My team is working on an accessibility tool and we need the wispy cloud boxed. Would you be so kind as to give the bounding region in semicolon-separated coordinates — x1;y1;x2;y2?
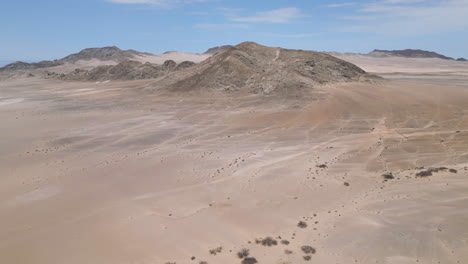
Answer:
326;2;357;8
216;7;246;12
230;7;301;23
193;23;250;29
261;33;319;38
341;0;468;35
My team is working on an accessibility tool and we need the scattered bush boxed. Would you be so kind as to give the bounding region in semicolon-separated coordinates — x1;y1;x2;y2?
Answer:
297;221;308;228
449;169;458;173
242;257;258;264
416;170;433;177
382;173;394;179
303;256;312;261
256;237;278;246
281;240;290;245
416;167;450;177
237;249;250;259
301;245;316;254
209;247;223;255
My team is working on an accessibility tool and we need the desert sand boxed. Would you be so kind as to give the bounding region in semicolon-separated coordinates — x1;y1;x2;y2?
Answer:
1;56;468;264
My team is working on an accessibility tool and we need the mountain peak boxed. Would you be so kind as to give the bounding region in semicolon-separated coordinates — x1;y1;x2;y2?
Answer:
151;42;379;95
203;45;234;55
60;46;142;63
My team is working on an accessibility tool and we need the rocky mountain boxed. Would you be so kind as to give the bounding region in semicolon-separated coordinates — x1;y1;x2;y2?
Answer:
203;45;233;55
368;49;454;60
151;42;379;95
456;58;467;61
0;46;152;72
0;60;63;71
59;46;150;63
44;60;195;81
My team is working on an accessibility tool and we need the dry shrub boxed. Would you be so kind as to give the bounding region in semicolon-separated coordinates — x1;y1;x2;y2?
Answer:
301;245;316;254
237;249;250;259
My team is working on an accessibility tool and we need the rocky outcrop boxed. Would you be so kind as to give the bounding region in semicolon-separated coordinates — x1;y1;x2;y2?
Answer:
203;45;234;55
0;46;151;72
0;60;62;72
45;60;195;81
151;42;380;95
59;46;150;63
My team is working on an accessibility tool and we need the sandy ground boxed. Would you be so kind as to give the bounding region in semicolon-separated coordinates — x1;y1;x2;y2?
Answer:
331;53;468;77
1;61;468;264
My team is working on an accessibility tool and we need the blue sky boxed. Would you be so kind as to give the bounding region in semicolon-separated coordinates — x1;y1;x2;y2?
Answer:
1;0;468;65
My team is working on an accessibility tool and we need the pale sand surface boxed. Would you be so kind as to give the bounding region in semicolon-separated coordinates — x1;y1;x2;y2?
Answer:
331;53;468;77
1;62;468;264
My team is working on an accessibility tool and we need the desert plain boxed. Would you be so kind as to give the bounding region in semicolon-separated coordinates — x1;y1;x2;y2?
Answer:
1;52;468;264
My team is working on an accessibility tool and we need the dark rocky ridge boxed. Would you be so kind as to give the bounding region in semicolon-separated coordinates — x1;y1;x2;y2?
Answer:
0;60;63;71
60;46;150;63
0;46;151;72
203;45;234;55
44;60;195;81
369;49;455;60
152;42;380;95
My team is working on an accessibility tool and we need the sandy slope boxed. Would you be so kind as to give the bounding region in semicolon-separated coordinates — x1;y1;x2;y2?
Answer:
330;53;468;77
1;62;468;264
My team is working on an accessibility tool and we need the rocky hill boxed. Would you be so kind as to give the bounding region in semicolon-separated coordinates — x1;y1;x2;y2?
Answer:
151;42;379;95
44;60;195;81
369;49;454;60
0;46;152;72
203;45;233;55
0;60;63;71
456;58;467;62
60;46;149;63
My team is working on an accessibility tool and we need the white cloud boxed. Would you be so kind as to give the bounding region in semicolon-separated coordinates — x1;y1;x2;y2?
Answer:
231;7;301;23
327;2;357;8
341;0;468;35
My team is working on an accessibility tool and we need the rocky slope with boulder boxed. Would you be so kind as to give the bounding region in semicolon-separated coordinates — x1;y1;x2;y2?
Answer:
203;45;233;55
150;42;380;95
44;60;196;81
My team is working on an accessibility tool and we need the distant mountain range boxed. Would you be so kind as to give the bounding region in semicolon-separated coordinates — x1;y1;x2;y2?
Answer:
0;46;150;72
368;49;466;61
1;46;466;74
0;46;211;72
